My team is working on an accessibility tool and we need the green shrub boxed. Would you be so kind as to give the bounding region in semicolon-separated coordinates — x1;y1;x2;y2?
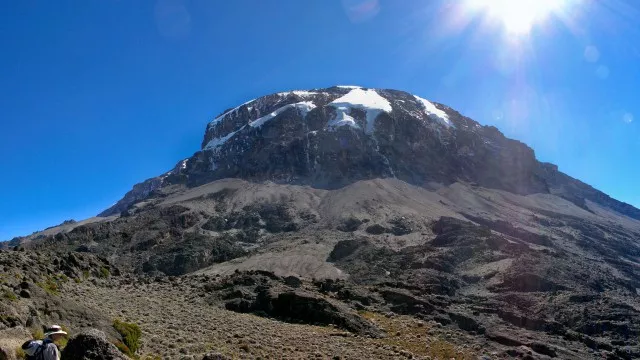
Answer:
2;289;18;301
37;278;60;296
113;340;133;357
57;325;70;349
15;347;26;359
99;267;111;278
113;319;141;355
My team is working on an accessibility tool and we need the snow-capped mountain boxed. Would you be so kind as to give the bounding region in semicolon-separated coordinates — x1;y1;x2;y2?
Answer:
7;86;640;360
99;86;640;219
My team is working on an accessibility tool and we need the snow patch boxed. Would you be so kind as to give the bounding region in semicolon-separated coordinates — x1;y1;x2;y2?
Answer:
204;130;239;151
160;158;190;181
292;90;315;97
249;101;316;128
209;98;255;126
327;109;359;130
336;85;362;89
205;101;317;150
414;95;453;128
277;90;318;98
328;88;392;133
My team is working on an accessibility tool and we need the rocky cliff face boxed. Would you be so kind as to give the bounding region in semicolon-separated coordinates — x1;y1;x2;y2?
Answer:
98;86;639;221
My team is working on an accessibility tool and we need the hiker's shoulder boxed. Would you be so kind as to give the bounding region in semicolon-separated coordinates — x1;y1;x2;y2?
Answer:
42;340;59;350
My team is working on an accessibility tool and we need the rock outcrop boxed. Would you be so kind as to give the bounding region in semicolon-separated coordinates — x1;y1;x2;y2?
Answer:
61;329;128;360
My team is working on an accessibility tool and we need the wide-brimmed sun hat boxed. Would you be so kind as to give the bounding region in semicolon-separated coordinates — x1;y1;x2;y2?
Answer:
44;325;67;337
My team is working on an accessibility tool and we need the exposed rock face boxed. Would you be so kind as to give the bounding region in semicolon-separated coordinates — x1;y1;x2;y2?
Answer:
208;271;383;338
98;177;164;217
62;329;128;360
97;86;640;221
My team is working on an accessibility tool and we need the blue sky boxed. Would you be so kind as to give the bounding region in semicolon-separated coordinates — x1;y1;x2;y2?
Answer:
1;0;639;240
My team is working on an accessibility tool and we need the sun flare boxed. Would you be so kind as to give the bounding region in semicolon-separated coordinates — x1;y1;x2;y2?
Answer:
466;0;565;34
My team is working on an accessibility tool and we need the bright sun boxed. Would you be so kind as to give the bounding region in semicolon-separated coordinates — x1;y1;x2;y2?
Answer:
466;0;565;34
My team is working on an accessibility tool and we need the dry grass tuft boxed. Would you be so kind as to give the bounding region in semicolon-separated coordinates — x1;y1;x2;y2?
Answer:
359;310;474;359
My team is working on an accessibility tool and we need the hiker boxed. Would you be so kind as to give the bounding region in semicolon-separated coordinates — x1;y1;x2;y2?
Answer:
21;325;67;360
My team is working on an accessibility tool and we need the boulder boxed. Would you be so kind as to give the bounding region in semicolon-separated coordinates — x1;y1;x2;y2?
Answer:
224;285;383;338
283;276;302;288
337;217;362;232
365;224;387;235
529;342;557;357
448;312;485;334
379;289;434;315
327;239;368;262
61;329;128;360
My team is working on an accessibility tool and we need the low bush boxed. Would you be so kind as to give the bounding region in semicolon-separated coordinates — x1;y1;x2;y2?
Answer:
37;278;59;296
113;340;133;357
113;319;142;355
2;289;18;301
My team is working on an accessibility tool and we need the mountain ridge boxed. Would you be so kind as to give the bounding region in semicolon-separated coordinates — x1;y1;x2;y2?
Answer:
97;85;640;221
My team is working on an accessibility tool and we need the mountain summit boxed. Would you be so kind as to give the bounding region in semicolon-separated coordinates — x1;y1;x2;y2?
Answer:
100;85;640;220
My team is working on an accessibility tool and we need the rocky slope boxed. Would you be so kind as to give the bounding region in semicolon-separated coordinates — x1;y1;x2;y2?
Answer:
2;86;640;359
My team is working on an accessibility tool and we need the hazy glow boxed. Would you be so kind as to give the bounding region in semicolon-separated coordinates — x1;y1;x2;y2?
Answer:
466;0;565;34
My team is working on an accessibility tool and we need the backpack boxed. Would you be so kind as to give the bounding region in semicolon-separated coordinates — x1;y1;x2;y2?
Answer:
21;339;45;360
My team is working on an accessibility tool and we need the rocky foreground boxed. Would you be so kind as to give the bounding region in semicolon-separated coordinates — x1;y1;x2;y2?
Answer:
1;216;639;359
0;249;478;359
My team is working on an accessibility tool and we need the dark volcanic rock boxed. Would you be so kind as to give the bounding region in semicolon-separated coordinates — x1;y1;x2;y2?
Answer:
327;239;369;262
336;217;363;232
202;353;231;360
448;312;485;334
388;217;413;235
485;331;526;347
365;224;387;235
530;342;558;357
494;273;567;293
261;290;382;337
461;213;553;246
379;289;434;315
226;287;384;337
141;232;245;276
61;329;128;360
210;271;382;337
